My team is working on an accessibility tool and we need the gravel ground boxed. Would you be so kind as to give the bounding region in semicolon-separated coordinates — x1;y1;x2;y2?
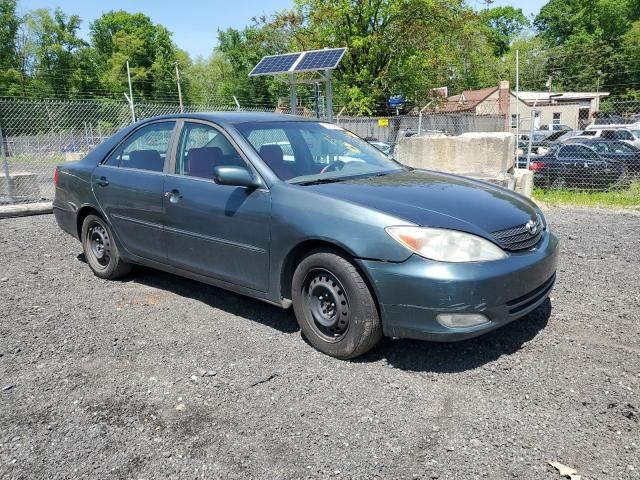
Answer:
1;208;639;480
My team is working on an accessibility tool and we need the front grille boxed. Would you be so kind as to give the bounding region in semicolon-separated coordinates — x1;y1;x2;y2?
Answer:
492;217;543;251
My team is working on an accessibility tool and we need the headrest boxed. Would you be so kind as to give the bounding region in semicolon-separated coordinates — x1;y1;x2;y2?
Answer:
128;150;163;171
259;144;284;164
187;147;222;179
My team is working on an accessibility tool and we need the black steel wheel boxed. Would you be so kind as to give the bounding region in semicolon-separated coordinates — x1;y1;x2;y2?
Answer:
291;249;382;359
81;214;131;279
304;269;351;342
87;221;111;268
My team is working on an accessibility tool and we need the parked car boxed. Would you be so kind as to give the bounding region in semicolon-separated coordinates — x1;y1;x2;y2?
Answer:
517;143;626;189
580;127;640;148
53;113;558;359
590;112;640;126
518;130;570;155
366;140;393;156
538;124;573;132
518;133;551;155
565;138;640;174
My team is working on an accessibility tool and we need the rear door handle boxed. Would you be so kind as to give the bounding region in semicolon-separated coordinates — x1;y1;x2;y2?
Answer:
165;189;182;204
96;176;109;187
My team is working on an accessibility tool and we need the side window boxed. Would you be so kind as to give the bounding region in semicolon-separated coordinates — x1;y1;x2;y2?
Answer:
615;130;633;141
611;142;633;154
601;130;616;140
558;146;579;158
175;122;246;179
105;122;175;172
592;142;609;153
578;146;599;159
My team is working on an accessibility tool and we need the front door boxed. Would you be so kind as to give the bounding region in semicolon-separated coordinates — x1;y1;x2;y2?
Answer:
91;120;176;261
163;121;271;292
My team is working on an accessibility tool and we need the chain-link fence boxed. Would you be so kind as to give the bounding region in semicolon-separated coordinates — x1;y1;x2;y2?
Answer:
1;96;639;205
0;98;275;204
514;100;640;197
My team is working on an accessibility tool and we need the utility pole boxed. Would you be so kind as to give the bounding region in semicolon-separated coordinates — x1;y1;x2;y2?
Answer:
515;49;520;148
596;70;603;113
124;60;136;123
289;73;297;116
526;98;540;169
175;63;184;113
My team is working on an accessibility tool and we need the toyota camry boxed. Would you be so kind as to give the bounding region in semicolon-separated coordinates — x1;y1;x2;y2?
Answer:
53;113;559;359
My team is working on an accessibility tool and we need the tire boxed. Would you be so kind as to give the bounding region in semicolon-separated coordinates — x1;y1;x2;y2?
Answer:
550;177;566;190
81;214;132;279
291;249;382;359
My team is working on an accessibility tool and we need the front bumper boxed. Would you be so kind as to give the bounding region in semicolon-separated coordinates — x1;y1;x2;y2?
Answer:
358;231;559;341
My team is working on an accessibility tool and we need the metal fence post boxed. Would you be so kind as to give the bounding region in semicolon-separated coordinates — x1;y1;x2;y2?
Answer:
0;126;15;204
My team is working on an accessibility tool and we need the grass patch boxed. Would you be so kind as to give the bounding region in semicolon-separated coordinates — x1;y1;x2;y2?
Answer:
533;181;640;209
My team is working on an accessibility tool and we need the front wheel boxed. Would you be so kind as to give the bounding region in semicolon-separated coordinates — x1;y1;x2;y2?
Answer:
291;249;382;359
81;214;132;279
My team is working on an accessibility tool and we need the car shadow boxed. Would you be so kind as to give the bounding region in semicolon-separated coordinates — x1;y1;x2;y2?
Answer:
76;254;550;371
355;298;552;373
77;254;298;334
125;266;300;334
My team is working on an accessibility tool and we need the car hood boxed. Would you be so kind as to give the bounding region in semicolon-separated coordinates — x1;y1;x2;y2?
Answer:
303;169;539;236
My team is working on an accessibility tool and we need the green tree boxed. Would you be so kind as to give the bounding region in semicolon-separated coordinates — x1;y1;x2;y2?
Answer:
272;0;502;113
480;6;530;56
534;0;639;94
89;11;181;101
0;0;24;95
26;8;88;97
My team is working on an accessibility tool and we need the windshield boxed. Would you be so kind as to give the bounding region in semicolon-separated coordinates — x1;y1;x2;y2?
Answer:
235;121;404;183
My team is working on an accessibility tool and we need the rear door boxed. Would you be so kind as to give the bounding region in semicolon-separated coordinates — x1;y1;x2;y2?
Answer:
163;120;271;292
91;120;176;261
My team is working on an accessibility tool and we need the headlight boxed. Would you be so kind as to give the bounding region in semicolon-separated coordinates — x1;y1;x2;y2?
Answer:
385;226;507;263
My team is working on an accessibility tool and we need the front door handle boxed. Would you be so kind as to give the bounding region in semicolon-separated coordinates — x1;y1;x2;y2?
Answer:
96;176;109;187
165;189;182;204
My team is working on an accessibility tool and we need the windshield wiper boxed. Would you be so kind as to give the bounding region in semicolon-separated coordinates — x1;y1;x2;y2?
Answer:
295;177;347;186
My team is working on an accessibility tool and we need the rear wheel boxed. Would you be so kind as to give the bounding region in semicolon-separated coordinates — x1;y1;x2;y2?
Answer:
550;176;567;189
291;249;382;359
81;214;131;279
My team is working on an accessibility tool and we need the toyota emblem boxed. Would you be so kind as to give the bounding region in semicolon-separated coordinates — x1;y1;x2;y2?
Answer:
526;219;538;236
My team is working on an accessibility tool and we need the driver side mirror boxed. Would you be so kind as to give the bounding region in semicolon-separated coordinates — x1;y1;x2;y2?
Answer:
213;166;261;189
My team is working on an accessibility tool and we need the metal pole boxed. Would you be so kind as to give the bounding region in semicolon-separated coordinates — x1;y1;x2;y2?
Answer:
515;49;520;150
0;127;14;204
314;82;321;118
126;61;136;123
325;70;333;122
595;70;602;113
289;73;297;116
232;96;241;111
175;63;184;113
526;99;539;169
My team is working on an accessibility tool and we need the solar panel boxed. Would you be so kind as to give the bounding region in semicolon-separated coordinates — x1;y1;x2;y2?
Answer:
249;48;346;77
249;53;301;77
293;48;346;73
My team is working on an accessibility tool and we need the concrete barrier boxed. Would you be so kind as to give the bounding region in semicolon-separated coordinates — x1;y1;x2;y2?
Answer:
0;172;41;201
394;132;534;197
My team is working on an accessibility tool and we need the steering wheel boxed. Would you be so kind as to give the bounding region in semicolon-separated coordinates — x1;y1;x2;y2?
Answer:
321;160;346;173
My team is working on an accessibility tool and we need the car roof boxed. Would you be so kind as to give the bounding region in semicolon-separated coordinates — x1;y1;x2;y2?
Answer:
140;112;320;126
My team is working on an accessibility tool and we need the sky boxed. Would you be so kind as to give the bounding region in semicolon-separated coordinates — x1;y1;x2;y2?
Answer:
17;0;548;59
